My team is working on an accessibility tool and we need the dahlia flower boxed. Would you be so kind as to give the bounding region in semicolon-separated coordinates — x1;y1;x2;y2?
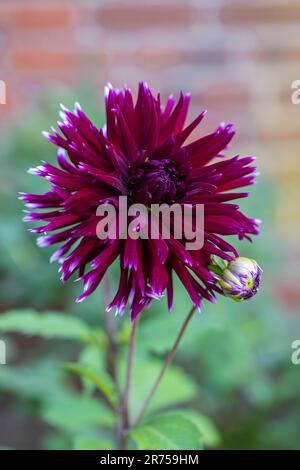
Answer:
21;82;260;319
218;257;262;301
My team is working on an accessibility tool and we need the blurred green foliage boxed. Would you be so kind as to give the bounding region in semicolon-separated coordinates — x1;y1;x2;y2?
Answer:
0;87;299;450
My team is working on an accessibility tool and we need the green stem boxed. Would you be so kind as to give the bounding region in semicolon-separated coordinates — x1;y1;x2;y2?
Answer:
118;317;139;448
132;305;196;428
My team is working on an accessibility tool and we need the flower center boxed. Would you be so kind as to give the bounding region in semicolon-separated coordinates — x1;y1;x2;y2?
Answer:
127;159;187;205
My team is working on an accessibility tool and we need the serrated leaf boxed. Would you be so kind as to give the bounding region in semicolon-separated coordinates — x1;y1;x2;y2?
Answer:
64;363;117;406
0;309;94;342
130;411;203;450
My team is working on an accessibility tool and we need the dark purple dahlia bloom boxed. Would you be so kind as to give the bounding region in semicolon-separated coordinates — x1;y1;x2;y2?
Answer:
21;82;259;319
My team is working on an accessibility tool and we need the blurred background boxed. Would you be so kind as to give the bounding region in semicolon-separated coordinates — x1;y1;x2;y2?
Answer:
0;0;300;450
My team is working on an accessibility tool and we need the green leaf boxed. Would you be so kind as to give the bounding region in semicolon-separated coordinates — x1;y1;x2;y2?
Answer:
41;394;115;431
118;357;197;419
0;356;116;433
79;344;106;369
180;410;221;447
0;357;68;401
64;363;118;406
0;309;94;342
73;437;115;450
130;411;203;450
78;344;107;395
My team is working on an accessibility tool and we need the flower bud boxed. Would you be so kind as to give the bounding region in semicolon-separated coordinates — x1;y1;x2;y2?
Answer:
219;257;262;302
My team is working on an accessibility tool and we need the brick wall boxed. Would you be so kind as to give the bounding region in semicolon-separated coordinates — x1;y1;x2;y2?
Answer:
1;0;300;243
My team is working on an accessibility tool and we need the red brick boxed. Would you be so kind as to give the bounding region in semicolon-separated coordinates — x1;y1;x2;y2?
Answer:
135;47;185;69
9;49;108;71
10;30;75;51
256;47;300;63
0;2;77;29
10;51;81;70
221;2;300;24
192;80;252;107
95;2;200;29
